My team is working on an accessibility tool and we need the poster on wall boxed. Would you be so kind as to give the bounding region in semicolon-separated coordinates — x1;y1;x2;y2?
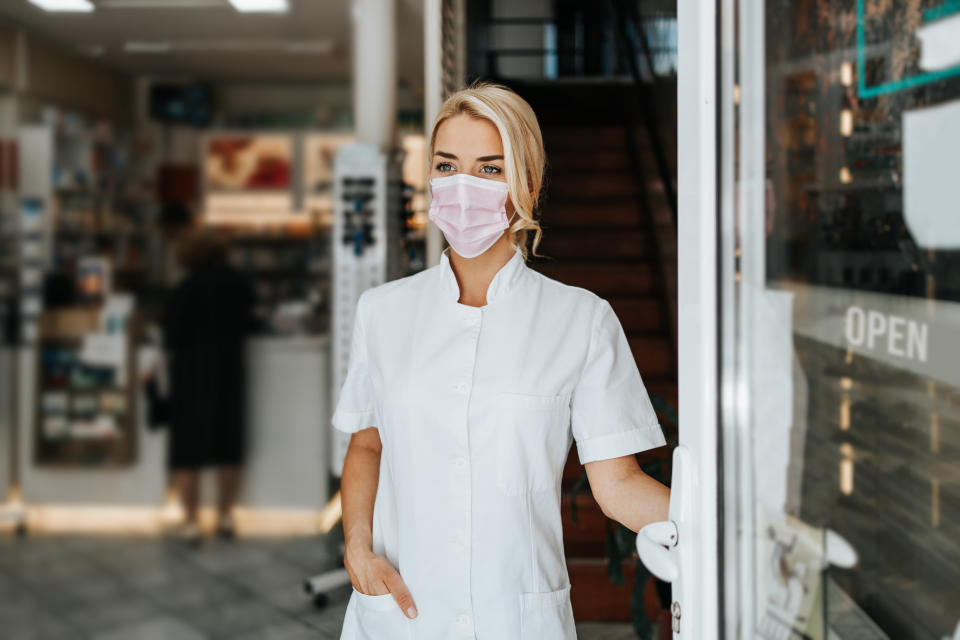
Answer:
205;136;292;191
203;135;295;222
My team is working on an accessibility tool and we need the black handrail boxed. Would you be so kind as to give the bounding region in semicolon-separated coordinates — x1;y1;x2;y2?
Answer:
612;0;678;228
471;1;678;228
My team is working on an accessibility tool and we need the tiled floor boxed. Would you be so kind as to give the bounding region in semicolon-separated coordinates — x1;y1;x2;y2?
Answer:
0;534;640;639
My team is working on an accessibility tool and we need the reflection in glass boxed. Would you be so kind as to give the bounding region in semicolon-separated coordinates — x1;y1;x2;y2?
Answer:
732;0;960;638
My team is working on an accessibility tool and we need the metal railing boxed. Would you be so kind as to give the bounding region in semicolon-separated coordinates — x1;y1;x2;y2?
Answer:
612;0;678;227
466;0;678;227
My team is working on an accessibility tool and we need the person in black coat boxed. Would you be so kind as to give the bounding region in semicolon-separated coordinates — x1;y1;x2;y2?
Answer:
161;229;256;541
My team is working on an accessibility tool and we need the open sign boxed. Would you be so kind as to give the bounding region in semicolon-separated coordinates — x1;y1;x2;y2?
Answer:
844;306;929;363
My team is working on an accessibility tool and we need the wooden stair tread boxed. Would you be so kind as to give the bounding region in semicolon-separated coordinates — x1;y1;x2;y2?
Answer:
529;261;660;297
536;228;655;261
567;558;643;622
506;77;677;626
607;297;667;332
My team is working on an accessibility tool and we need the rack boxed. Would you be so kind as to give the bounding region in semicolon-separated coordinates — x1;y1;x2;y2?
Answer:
33;306;140;467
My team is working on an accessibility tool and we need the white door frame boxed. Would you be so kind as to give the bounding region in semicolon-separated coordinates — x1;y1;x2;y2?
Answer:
675;0;721;636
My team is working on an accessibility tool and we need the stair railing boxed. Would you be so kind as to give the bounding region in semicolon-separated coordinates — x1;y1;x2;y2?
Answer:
611;0;678;228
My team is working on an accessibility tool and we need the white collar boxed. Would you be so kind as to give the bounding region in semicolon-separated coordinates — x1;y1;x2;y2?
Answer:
438;244;527;305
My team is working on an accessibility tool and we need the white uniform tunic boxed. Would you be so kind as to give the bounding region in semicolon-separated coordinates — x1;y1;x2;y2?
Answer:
333;244;666;640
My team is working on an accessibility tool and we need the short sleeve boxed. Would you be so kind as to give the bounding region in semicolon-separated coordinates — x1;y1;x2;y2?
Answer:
570;298;667;464
331;290;377;434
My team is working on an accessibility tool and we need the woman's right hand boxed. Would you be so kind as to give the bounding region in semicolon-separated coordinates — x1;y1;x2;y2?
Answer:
344;542;418;619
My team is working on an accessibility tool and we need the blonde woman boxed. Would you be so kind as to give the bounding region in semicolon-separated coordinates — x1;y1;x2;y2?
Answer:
333;82;671;640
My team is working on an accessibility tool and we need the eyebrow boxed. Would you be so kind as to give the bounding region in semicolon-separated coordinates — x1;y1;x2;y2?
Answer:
434;151;504;162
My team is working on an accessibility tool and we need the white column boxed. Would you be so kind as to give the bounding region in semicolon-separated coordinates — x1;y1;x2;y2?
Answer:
352;0;396;153
423;0;445;267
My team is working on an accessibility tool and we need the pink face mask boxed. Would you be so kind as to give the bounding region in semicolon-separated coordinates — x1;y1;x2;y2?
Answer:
428;173;517;258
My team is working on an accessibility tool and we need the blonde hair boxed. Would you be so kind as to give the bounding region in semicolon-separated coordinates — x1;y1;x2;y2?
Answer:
428;81;546;261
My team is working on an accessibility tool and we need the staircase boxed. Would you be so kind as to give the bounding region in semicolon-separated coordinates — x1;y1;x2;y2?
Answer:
514;80;678;622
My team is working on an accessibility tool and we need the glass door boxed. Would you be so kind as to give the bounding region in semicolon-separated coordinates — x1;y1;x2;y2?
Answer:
720;1;960;639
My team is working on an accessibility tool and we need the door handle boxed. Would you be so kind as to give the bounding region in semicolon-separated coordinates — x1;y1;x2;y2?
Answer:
636;520;679;582
824;528;857;569
637;446;691;584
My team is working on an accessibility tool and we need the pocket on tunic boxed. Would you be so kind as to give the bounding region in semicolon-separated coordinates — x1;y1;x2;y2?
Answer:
518;583;577;640
495;391;572;496
351;587;414;640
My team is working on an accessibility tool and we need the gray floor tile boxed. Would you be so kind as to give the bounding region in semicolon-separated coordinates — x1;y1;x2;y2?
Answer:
2;614;78;640
42;575;129;610
147;576;243;613
294;599;350;631
121;561;209;592
179;597;289;637
232;620;324;640
227;561;307;597
181;542;276;576
254;581;319;615
61;597;161;635
0;590;42;621
91;615;210;640
0;534;639;640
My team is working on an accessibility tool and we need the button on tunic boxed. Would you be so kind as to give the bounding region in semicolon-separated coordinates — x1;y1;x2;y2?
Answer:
333;244;666;640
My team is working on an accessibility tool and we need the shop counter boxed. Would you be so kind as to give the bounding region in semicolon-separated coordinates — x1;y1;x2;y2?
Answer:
11;334;331;534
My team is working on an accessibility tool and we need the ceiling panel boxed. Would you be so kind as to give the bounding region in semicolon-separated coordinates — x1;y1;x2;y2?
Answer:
0;0;423;89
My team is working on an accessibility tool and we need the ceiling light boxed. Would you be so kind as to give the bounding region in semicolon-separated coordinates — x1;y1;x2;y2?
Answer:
28;0;94;11
228;0;288;12
100;0;220;6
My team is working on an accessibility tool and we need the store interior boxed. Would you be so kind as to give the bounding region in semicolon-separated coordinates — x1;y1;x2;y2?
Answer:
0;2;448;637
0;0;687;637
0;0;432;536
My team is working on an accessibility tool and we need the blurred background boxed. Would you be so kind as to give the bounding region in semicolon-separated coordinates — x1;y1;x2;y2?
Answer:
0;0;679;638
2;0;958;639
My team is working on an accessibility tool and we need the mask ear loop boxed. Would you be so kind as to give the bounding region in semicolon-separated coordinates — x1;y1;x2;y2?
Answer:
503;210;519;242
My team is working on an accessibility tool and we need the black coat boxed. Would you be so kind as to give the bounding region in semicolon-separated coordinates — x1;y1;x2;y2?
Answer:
161;264;256;469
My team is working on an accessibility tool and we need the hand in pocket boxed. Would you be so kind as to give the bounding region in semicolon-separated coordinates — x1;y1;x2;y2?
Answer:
346;548;418;619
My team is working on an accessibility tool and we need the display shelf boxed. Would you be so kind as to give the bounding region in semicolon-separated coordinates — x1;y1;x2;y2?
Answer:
33;307;139;467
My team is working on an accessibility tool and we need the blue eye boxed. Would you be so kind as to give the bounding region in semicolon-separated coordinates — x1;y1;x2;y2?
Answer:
436;162;454;172
480;165;502;174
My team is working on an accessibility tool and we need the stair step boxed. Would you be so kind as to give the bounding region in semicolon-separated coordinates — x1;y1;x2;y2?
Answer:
644;376;678;411
607;296;667;333
568;558;642;622
536;229;654;261
546;150;631;173
562;449;587;489
539;200;644;227
541;125;631;149
530;261;659;297
507;81;639;125
546;175;640;199
562;493;608;557
628;336;674;377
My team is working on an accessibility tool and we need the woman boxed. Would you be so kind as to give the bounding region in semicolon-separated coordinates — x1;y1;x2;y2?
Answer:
161;229;255;543
333;82;671;639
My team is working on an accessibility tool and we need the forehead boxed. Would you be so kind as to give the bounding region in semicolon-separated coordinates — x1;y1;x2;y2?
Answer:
434;113;503;156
